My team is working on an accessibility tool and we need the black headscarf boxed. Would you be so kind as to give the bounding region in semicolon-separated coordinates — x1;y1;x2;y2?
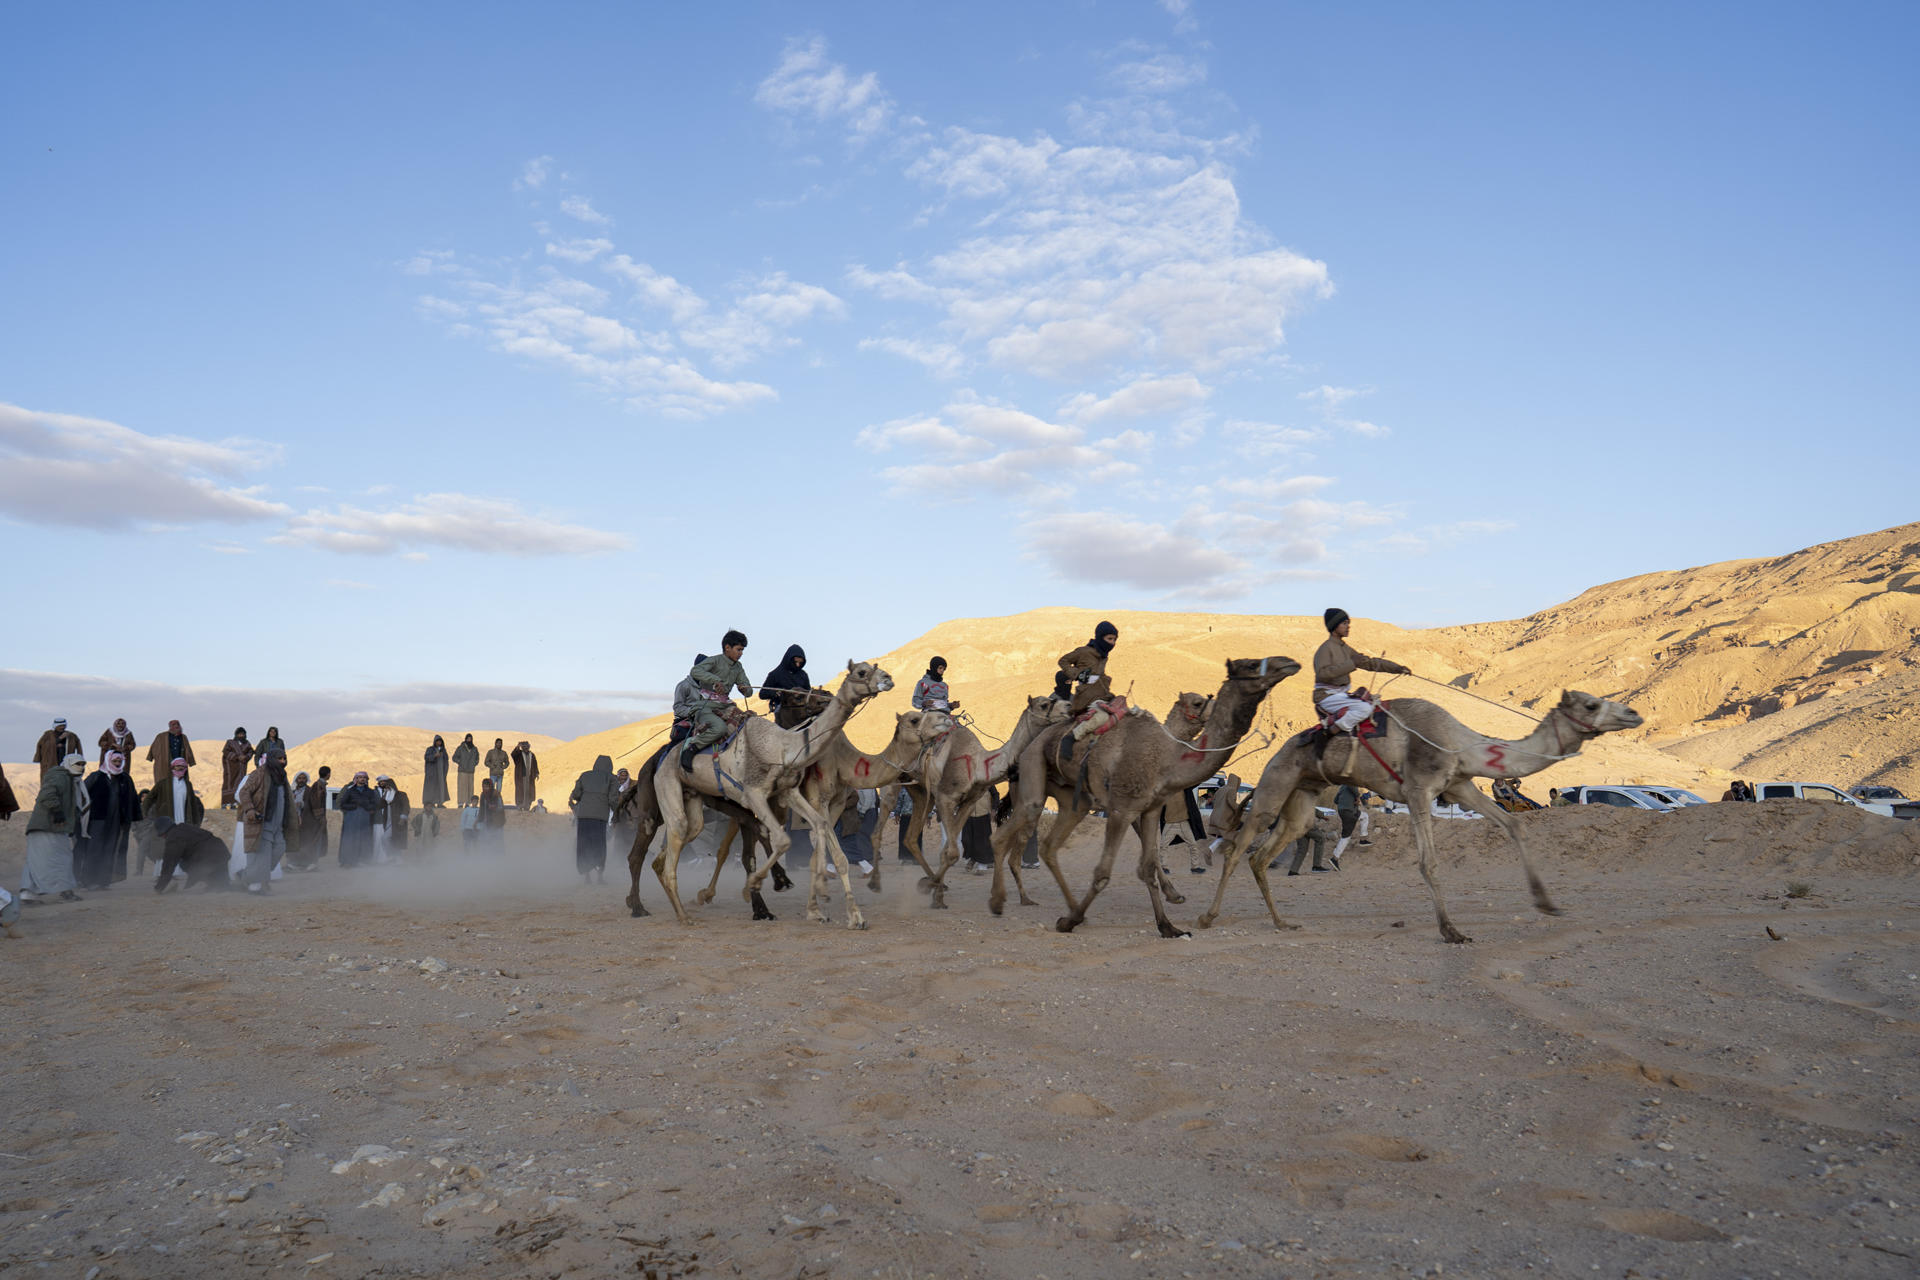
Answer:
762;644;811;695
1089;621;1118;658
926;656;947;681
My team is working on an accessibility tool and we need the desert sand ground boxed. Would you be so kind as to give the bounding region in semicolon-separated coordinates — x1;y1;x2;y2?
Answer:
4;801;1917;1280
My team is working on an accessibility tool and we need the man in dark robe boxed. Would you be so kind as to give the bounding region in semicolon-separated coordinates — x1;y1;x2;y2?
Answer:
138;756;205;874
147;720;195;790
0;762;19;821
221;728;252;808
98;718;136;766
299;766;331;867
568;754;618;883
33;719;83;781
336;770;378;867
77;750;140;888
254;727;286;765
422;736;451;807
152;817;232;892
380;777;411;855
511;741;540;810
452;734;480;804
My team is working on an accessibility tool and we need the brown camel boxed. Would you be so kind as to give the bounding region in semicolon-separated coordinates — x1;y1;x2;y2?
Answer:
1194;689;1644;943
989;656;1302;937
618;768;790;920
649;661;894;929
887;696;1071;909
783;707;953;921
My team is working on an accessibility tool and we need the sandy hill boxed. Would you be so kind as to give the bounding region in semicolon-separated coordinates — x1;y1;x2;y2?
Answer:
1440;520;1920;792
17;523;1904;811
527;521;1918;806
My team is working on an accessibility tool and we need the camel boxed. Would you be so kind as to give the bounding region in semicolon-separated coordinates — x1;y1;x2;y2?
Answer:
618;767;790;920
989;656;1302;938
649;660;894;929
885;696;1071;909
781;706;953;920
1194;689;1644;943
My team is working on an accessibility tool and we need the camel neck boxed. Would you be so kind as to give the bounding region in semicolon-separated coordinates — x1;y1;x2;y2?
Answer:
1478;711;1584;777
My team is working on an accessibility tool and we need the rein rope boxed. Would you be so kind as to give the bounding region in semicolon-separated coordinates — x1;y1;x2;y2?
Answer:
1368;672;1588;762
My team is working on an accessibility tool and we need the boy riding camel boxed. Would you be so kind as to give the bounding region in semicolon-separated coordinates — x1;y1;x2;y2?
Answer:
1313;607;1411;733
679;630;755;772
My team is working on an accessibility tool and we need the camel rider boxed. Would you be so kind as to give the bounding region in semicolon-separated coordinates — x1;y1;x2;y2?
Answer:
1314;608;1410;733
912;657;958;714
1055;621;1119;715
680;631;754;771
759;644;810;716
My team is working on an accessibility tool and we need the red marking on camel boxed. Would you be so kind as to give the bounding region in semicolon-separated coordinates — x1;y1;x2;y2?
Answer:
854;758;871;778
983;752;999;777
953;754;973;779
1484;743;1506;773
1180;732;1209;764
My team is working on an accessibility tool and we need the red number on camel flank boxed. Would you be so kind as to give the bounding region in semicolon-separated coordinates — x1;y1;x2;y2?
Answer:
854;758;871;778
1484;743;1506;773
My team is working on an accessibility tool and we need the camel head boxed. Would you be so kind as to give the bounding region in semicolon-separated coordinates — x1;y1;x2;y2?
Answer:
1165;691;1213;735
840;660;895;702
1024;694;1072;728
1555;689;1643;736
1223;655;1301;692
894;708;952;744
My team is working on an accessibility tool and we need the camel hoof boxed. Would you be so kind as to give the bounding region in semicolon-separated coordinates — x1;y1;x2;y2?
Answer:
1165;888;1186;905
1195;913;1216;929
752;905;776;922
916;876;934;891
988;896;1004;916
694;887;714;905
1158;921;1191;939
1537;904;1564;917
1018;894;1038;906
771;865;794;892
1054;917;1078;934
848;918;868;931
1443;930;1473;944
629;904;650;919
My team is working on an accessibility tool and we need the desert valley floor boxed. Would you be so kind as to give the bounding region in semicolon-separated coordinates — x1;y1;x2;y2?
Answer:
4;803;1917;1279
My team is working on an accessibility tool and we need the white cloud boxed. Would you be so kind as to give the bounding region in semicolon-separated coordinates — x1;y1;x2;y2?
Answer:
1299;384;1390;437
755;36;893;140
1024;511;1244;590
546;237;613;263
560;195;612;226
1108;53;1206;95
275;493;629;557
515;155;553;190
680;272;847;368
0;403;289;530
857;398;1142;494
0;668;671;750
1060;373;1210;424
1221;419;1325;455
858;336;964;377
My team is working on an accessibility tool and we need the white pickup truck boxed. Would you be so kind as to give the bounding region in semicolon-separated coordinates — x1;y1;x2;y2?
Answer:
1752;781;1901;818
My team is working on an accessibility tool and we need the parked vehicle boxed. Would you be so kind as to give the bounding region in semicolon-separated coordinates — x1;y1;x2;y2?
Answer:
1377;798;1484;820
1849;785;1920;820
1554;785;1681;812
1752;781;1901;818
1640;786;1708;808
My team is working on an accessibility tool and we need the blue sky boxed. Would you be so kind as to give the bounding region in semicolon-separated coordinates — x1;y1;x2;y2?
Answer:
2;1;1914;747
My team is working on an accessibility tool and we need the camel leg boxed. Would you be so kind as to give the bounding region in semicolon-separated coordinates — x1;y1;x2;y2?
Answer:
1033;789;1089;913
901;795;948;905
1406;792;1469;943
1134;813;1189;939
741;795;795;897
736;833;776;921
1442;779;1561;918
649;784;704;926
697;817;738;906
790;793;865;930
987;763;1052;914
1244;790;1318;932
1057;809;1133;933
1197;761;1298;929
623;821;654;918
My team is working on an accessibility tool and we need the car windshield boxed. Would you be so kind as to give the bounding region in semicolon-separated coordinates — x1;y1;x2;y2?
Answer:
1641;788;1705;807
